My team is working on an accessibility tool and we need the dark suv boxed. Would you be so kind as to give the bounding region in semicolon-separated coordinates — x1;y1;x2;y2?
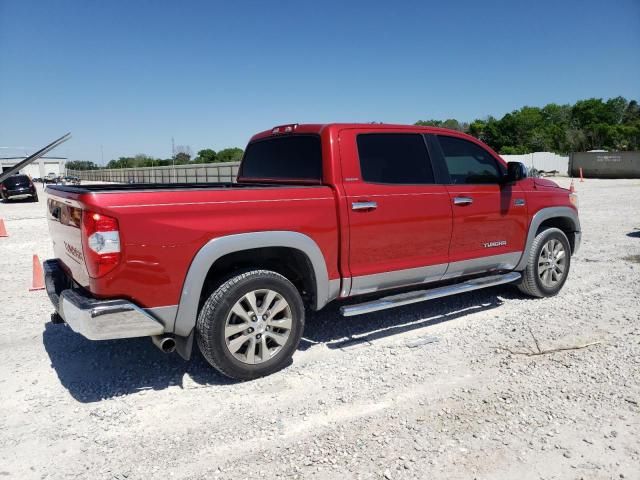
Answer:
0;174;38;202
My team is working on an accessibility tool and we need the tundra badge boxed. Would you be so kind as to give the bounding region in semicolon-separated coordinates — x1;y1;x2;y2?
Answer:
483;240;507;248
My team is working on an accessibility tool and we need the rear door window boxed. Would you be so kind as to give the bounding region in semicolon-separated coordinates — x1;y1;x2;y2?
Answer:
356;134;435;184
240;135;322;181
437;135;503;184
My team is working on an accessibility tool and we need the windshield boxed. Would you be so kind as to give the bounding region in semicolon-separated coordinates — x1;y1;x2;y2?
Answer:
240;135;322;182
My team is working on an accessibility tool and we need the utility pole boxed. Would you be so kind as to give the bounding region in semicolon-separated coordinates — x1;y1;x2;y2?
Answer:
171;137;176;183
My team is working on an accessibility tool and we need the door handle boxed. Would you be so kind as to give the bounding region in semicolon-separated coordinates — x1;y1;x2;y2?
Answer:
453;196;473;206
352;201;377;211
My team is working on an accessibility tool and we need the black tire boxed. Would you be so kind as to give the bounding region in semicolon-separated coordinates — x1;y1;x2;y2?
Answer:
31;193;39;202
196;269;305;380
518;227;571;298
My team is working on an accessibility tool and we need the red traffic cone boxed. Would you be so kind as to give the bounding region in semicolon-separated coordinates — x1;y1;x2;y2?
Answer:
0;218;7;237
30;254;45;291
569;179;575;193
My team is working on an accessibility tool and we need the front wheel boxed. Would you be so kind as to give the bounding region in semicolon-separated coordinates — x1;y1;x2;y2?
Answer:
196;269;305;380
518;227;571;298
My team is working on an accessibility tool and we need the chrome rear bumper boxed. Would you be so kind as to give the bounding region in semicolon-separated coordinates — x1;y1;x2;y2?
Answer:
44;259;164;340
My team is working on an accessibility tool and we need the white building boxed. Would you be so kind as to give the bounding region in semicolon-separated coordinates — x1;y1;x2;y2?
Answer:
500;152;569;174
0;157;66;179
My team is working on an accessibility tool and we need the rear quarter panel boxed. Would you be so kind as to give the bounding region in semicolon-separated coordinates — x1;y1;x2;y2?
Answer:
79;186;339;309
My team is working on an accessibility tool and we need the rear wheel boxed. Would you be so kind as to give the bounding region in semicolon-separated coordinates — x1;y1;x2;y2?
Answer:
31;193;39;202
518;227;571;297
196;269;305;380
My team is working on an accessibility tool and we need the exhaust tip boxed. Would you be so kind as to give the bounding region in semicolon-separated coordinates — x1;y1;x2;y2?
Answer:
160;338;176;353
152;335;176;354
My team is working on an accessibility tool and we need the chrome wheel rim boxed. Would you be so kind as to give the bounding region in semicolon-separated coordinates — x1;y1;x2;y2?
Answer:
538;238;567;288
224;289;293;365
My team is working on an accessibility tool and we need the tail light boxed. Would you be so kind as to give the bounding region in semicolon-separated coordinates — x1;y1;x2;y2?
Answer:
271;124;298;134
81;211;121;278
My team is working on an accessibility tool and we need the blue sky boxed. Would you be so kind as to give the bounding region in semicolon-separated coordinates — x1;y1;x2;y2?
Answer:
1;0;639;164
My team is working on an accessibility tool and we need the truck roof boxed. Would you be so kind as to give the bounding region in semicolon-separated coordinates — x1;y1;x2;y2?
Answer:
249;123;475;142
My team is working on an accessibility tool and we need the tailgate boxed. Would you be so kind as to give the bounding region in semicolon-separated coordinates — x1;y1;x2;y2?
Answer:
47;194;90;287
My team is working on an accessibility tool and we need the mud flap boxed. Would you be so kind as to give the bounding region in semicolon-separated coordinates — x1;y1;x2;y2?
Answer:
175;329;194;360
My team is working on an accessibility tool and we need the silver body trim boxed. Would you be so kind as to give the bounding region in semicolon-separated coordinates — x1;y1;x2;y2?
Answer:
341;272;522;316
59;290;165;340
173;231;332;337
340;277;352;297
515;207;581;270
442;252;521;280
328;278;342;302
146;305;179;331
350;263;447;296
347;252;521;297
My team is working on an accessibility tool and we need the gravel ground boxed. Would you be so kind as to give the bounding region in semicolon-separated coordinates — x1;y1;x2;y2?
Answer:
0;178;638;480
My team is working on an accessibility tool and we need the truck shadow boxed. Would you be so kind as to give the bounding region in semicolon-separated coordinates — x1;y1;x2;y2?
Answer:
43;285;519;403
42;324;235;403
301;285;515;350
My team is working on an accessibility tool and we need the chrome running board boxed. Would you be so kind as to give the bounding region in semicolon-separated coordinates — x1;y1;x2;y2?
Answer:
340;272;521;317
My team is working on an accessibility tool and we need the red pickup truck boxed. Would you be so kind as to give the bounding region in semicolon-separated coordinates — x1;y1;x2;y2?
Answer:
45;123;581;380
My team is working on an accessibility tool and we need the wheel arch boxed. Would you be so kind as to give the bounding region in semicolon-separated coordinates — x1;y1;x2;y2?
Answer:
173;231;336;337
515;206;581;271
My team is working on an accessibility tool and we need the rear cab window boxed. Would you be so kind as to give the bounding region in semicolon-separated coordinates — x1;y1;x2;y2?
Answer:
239;135;323;183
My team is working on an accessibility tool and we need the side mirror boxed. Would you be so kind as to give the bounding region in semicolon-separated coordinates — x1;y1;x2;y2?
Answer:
505;161;527;183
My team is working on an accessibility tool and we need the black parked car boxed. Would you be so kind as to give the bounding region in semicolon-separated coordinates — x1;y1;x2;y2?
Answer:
0;174;38;202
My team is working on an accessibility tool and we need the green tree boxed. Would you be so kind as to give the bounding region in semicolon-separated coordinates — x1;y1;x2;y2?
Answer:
66;160;99;170
193;148;217;163
173;152;191;164
106;157;134;169
416;96;639;154
216;147;244;162
415;119;466;131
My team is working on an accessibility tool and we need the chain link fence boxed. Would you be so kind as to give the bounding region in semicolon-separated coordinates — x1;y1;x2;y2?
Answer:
66;162;241;184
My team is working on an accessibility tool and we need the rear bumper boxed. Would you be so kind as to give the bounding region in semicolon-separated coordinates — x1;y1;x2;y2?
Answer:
2;187;36;197
44;259;164;340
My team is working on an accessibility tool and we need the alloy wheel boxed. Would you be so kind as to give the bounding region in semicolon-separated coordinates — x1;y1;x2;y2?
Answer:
224;289;293;364
538;238;567;288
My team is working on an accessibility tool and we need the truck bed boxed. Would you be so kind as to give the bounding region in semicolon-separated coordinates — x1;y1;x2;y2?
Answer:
46;182;293;194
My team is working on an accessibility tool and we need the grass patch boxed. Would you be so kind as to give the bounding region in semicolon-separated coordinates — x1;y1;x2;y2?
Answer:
622;255;640;264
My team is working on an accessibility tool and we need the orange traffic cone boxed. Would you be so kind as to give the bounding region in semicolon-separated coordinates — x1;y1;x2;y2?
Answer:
569;179;575;193
30;254;45;291
579;167;584;183
0;218;7;237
